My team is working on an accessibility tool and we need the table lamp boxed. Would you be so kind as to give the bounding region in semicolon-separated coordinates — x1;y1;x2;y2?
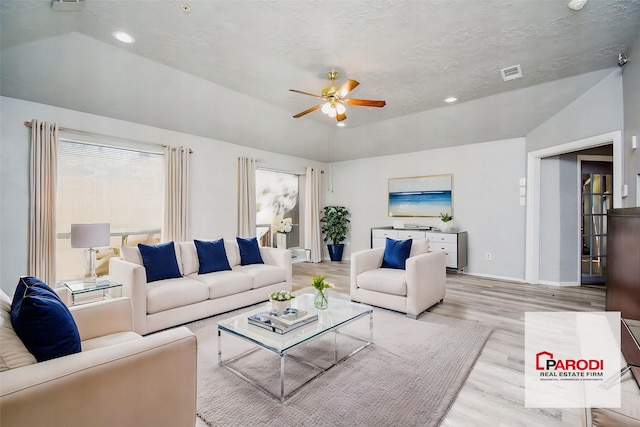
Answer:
70;223;110;283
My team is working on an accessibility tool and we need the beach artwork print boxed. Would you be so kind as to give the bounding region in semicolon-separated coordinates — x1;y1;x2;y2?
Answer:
388;174;453;217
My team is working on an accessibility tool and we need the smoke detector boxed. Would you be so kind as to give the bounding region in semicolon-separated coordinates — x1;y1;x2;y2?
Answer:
568;0;588;11
51;0;85;12
500;65;523;82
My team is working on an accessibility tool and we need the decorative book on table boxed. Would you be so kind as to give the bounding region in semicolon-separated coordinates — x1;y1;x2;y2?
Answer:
248;308;318;334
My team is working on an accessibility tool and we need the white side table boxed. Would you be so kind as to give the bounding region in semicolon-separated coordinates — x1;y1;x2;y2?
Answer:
58;276;122;306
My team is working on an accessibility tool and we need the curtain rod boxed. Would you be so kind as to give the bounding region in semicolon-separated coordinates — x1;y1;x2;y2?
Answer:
23;121;193;154
257;166;324;175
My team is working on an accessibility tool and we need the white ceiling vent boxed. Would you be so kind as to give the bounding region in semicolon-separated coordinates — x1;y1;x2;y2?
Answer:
500;65;523;81
52;0;85;12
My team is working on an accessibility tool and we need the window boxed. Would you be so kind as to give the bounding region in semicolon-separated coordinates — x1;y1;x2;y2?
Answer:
56;140;163;281
256;169;299;248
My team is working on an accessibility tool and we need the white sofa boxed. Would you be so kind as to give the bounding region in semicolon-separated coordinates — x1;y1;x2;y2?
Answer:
109;239;292;335
350;240;446;318
0;290;197;427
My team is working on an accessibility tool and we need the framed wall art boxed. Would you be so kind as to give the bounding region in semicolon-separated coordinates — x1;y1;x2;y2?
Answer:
388;174;453;217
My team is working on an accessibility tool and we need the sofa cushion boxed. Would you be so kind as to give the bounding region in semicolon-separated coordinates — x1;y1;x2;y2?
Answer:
189;270;254;299
10;276;82;362
233;264;286;289
121;245;144;265
409;238;429;257
194;239;232;274
0;290;37;371
236;237;264;266
357;269;407;296
146;277;209;314
224;240;241;267
138;242;183;283
381;238;413;270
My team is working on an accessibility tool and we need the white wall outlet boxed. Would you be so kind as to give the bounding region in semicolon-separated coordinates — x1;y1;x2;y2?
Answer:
519;177;526;186
519;187;526;196
485;252;492;260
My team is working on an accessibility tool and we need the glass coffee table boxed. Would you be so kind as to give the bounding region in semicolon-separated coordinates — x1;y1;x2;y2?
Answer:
217;292;373;402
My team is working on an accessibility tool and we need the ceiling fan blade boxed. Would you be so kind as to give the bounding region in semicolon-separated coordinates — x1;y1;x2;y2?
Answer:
336;79;359;98
293;104;322;118
336;112;347;122
289;89;323;99
343;98;386;108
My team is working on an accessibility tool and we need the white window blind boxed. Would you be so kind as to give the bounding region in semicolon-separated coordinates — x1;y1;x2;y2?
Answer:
56;140;163;281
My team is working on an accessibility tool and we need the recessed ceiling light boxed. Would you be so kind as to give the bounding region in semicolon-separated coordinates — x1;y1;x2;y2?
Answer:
181;4;191;13
444;97;458;103
568;0;588;11
336;122;346;127
113;31;135;44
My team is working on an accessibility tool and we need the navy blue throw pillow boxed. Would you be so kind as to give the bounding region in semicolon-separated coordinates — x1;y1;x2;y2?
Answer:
381;238;413;270
138;241;182;283
236;237;264;266
10;276;81;362
194;239;232;274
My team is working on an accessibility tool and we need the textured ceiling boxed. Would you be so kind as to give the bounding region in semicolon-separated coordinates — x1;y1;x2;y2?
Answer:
1;0;639;162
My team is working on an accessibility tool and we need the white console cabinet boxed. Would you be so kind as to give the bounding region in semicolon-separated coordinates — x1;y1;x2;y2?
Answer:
371;227;468;271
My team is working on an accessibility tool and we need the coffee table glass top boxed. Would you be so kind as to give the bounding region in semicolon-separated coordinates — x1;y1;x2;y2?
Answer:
217;292;373;354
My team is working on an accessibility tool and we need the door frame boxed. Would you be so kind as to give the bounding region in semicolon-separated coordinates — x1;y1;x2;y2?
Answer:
525;130;622;285
577;155;614;284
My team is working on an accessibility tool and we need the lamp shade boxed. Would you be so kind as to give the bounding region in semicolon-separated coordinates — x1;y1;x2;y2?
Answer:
70;223;111;248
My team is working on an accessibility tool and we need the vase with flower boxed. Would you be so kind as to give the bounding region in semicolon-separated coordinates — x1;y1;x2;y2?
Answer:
273;217;293;249
268;290;295;316
311;275;334;310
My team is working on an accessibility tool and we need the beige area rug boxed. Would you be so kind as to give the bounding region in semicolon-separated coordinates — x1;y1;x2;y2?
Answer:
186;305;492;427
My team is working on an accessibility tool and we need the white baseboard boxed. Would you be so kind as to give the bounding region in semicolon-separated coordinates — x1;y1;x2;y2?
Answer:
537;280;580;287
459;271;526;284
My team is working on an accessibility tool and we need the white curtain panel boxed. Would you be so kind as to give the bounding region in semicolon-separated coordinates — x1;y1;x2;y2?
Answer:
162;146;191;242
305;167;323;263
237;156;256;238
28;120;59;285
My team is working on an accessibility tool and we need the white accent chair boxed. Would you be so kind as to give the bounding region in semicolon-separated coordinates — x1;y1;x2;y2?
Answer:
350;239;446;318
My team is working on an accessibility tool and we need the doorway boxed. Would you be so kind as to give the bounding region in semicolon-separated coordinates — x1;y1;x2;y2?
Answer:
580;159;613;285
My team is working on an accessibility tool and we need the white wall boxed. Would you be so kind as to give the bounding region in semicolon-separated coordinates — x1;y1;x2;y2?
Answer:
326;138;527;281
527;70;624;153
0;96;327;296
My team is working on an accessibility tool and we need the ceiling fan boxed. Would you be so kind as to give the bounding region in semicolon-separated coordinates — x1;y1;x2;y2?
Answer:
290;71;386;122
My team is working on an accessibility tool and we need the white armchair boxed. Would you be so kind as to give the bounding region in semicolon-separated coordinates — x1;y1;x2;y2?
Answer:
350;245;446;318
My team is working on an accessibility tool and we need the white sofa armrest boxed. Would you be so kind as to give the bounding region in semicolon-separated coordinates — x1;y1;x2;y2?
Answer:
405;251;446;318
0;327;197;427
69;297;133;341
260;246;293;289
350;248;384;295
109;257;149;335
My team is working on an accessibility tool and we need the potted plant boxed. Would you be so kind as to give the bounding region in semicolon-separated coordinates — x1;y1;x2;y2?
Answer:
439;212;453;230
320;206;350;261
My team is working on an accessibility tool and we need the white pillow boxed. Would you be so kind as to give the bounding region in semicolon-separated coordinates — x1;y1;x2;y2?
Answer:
409;238;429;257
0;291;37;372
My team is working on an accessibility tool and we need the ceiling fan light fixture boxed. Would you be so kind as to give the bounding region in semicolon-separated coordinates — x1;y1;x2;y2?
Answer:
335;103;346;115
321;102;332;115
336;122;346;127
328;108;337;118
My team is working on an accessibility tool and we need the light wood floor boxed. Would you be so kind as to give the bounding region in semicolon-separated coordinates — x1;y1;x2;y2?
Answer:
292;260;606;427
